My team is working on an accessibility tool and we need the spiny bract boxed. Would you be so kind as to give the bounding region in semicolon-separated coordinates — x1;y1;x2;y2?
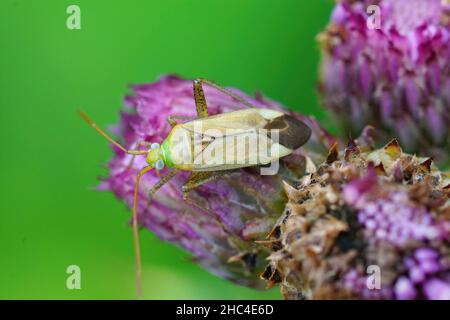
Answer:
261;138;450;299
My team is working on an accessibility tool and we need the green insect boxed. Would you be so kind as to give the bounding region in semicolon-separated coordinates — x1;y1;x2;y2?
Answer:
79;78;311;296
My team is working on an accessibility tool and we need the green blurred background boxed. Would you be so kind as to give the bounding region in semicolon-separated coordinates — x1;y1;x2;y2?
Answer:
0;0;334;299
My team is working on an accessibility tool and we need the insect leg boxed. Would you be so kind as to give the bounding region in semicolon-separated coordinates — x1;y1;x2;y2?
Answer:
182;171;231;197
148;168;181;197
167;115;192;127
132;168;180;298
126;141;152;170
193;79;209;118
78;110;148;156
194;78;257;109
132;166;153;298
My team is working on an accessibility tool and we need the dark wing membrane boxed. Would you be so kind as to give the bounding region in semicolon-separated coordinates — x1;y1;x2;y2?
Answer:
264;115;311;150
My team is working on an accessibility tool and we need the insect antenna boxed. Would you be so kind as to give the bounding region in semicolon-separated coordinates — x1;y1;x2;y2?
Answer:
77;110;148;156
79;109;151;298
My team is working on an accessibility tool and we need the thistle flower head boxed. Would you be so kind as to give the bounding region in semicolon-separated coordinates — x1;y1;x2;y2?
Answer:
99;75;335;287
261;138;450;299
319;0;450;165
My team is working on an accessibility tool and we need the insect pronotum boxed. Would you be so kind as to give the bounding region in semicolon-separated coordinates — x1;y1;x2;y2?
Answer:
79;78;311;297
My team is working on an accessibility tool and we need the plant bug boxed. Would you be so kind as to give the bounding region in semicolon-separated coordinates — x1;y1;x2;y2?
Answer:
79;78;311;297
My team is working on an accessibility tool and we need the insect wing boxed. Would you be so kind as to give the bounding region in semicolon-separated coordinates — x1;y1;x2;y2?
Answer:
181;108;282;135
176;108;311;171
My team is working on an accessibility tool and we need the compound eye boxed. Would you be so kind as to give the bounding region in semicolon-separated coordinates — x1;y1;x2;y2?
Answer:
155;159;164;170
151;143;160;150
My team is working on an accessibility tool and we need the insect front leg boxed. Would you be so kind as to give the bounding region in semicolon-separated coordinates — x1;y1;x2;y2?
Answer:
131;167;180;297
126;141;152;170
167;115;192;127
132;166;153;298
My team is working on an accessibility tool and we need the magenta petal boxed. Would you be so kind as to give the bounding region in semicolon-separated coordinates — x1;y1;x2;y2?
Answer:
319;0;450;165
358;55;373;98
403;75;421;119
395;277;417;300
414;248;439;261
342;168;377;206
423;278;450;300
425;105;446;144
